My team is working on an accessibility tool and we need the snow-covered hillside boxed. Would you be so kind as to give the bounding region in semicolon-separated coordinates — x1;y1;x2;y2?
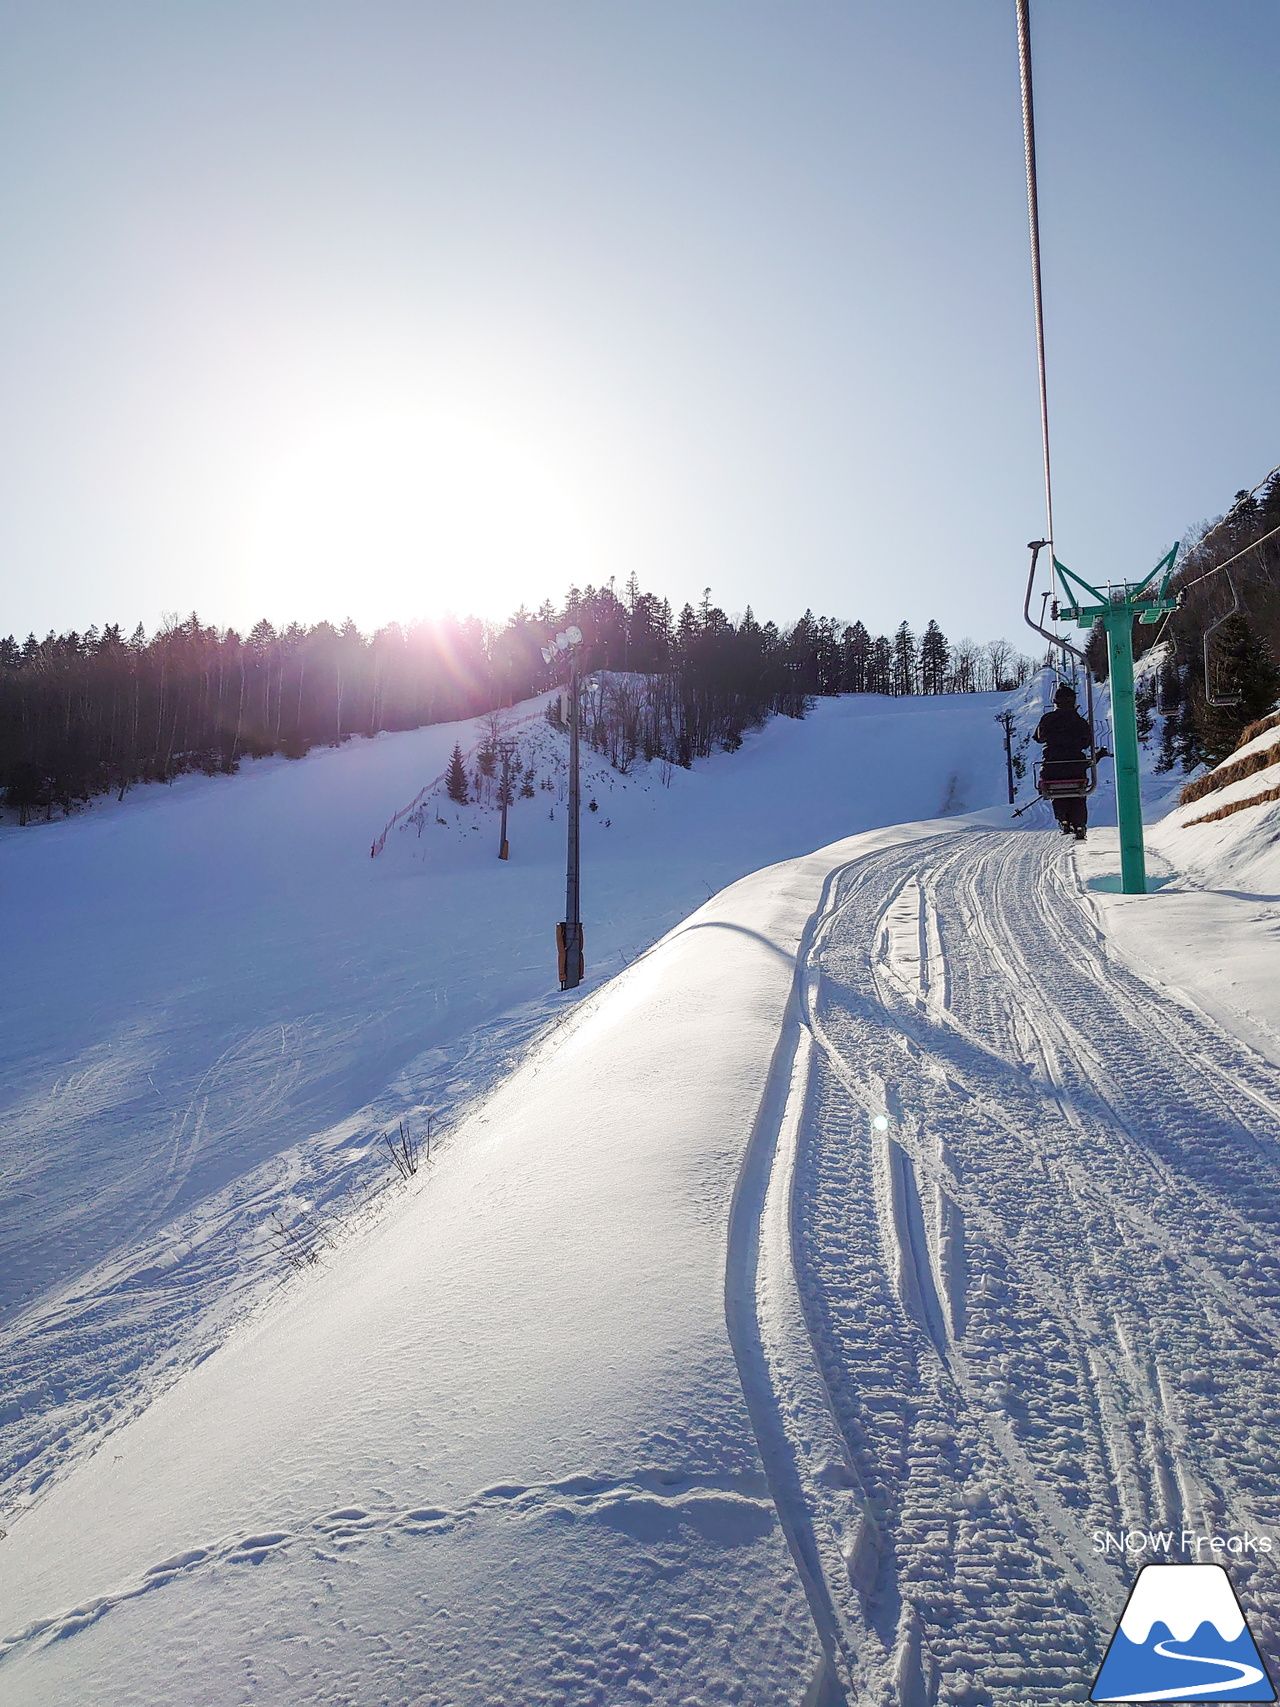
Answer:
0;690;1013;1517
4;679;1280;1706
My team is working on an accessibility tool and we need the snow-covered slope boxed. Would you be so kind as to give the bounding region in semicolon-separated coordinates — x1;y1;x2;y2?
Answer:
0;686;1007;1703
1150;729;1280;896
6;806;1280;1703
6;679;1280;1705
1;838;880;1703
0;690;1013;1517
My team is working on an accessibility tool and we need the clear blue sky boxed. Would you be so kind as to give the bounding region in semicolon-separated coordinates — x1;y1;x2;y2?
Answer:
1;1;1276;646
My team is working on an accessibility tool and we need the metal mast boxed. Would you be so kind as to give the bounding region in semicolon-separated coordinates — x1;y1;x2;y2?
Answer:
543;625;585;989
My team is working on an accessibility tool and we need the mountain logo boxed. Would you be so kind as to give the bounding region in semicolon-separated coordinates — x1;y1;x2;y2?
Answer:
1092;1563;1275;1702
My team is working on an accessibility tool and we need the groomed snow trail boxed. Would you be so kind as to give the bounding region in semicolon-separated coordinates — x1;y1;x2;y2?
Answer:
745;828;1280;1705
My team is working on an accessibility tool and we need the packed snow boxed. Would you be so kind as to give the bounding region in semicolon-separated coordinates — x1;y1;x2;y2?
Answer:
2;674;1279;1705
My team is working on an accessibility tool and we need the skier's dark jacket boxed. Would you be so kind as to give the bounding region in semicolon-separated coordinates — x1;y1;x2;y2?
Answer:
1032;705;1092;762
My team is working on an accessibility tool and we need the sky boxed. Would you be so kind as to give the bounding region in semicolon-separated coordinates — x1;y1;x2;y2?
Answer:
1;0;1277;647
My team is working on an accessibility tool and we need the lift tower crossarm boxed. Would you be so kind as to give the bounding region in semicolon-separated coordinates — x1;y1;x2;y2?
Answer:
1053;546;1180;627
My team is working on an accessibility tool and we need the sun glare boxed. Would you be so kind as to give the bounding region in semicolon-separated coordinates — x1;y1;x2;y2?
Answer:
238;413;593;630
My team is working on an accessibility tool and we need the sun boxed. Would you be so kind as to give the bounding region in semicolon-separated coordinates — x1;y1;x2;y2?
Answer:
237;412;594;629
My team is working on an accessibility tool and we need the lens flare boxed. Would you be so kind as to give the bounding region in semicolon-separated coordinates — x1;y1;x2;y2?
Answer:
237;411;592;627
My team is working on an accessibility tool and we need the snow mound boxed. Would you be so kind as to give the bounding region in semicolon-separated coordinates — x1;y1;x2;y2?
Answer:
1149;732;1280;897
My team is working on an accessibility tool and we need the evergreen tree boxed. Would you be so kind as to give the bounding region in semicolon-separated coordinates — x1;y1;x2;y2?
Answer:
4;759;46;825
1084;620;1109;682
813;617;841;693
1155;713;1178;773
867;635;892;694
1175;691;1207;772
841;621;870;693
445;743;469;803
919;620;949;695
496;742;517;809
1153;662;1183;772
891;622;917;696
1223;488;1262;552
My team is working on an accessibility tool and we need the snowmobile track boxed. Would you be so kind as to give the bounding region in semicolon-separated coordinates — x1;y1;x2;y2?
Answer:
732;827;1280;1706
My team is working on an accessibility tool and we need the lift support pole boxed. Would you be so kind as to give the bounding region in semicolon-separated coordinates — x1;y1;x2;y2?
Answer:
1054;547;1179;895
561;653;583;989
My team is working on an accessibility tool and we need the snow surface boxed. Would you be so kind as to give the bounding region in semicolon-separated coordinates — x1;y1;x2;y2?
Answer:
4;677;1280;1704
1206;723;1280;775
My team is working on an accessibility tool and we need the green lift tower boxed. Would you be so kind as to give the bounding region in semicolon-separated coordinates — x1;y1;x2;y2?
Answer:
1051;547;1179;895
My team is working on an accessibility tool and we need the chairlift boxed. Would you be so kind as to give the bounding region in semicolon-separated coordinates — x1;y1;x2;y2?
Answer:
1021;540;1101;808
1203;574;1242;708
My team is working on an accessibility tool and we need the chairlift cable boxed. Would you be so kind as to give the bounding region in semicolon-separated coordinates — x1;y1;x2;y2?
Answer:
1178;518;1280;595
1016;0;1070;673
1015;2;1099;822
1177;459;1279;572
1016;0;1054;560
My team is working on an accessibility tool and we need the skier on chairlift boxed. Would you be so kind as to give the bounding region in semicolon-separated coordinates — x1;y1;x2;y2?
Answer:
1033;682;1093;841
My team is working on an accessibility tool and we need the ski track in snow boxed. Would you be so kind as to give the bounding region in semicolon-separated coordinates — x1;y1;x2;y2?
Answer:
738;828;1280;1705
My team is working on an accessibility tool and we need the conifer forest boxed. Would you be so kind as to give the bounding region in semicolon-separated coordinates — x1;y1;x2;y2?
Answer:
0;580;1034;821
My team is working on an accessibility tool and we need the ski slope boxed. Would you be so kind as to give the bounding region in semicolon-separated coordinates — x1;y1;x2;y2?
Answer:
0;691;1013;1518
3;679;1280;1703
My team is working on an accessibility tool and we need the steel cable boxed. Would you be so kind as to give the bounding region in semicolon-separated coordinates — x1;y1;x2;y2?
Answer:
1016;0;1053;556
1179;516;1280;595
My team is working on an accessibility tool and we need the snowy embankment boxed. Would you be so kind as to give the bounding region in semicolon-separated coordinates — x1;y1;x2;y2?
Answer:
0;839;864;1701
0;688;1010;1519
1081;709;1280;1068
0;687;1013;1701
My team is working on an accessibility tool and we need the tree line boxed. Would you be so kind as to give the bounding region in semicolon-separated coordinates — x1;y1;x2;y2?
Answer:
1;576;1035;822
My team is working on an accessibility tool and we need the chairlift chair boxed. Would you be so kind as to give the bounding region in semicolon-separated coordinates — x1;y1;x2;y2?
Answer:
1022;541;1101;806
1203;574;1243;708
1035;753;1092;802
